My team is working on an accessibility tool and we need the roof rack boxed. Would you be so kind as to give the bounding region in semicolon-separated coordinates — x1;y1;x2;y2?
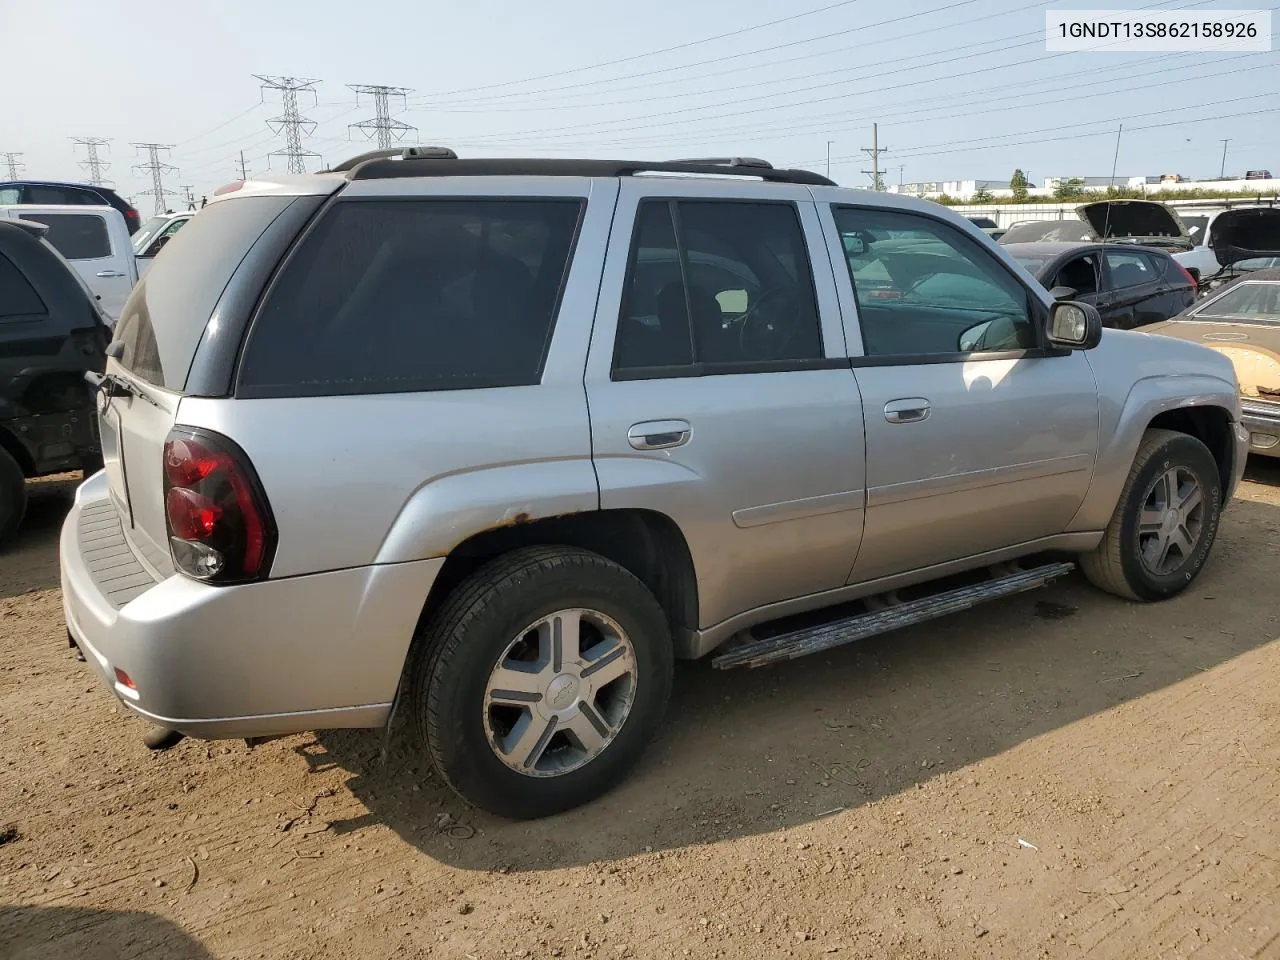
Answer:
333;147;834;186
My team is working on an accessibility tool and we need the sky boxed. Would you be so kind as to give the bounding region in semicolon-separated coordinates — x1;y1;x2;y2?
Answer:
3;0;1278;210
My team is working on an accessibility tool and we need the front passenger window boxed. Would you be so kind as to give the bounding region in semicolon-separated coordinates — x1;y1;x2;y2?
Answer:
833;206;1037;357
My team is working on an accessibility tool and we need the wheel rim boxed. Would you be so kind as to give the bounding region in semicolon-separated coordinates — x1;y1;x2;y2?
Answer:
1136;465;1205;577
482;608;638;778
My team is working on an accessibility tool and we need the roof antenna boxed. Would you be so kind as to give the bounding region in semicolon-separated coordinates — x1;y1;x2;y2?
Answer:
1101;123;1123;243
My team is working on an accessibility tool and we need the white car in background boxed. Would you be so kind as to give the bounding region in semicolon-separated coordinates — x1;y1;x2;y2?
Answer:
133;211;194;277
0;203;137;324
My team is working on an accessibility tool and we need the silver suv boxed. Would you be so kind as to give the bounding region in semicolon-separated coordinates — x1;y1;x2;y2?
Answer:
61;150;1248;820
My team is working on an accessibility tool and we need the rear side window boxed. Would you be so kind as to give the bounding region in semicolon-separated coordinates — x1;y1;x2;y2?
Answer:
1104;250;1159;288
238;198;584;397
113;195;296;389
23;213;110;259
25;185;74;204
0;253;45;319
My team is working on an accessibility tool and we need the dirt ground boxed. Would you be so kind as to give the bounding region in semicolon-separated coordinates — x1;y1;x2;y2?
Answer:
3;464;1280;960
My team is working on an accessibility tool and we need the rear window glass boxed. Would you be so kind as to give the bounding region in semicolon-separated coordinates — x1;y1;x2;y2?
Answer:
22;213;110;259
113;195;296;389
0;253;45;319
238;198;584;397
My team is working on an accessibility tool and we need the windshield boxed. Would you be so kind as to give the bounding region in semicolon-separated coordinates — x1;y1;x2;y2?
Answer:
1196;282;1280;320
999;220;1094;244
1182;216;1209;244
131;216;169;252
1008;254;1051;275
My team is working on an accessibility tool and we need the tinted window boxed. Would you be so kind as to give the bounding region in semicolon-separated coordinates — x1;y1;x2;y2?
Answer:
21;213;110;259
114;195;295;389
0;253;45;319
1104;250;1157;289
1197;283;1280;320
25;185;77;204
613;200;823;376
1054;253;1100;296
834;206;1035;356
239;198;583;397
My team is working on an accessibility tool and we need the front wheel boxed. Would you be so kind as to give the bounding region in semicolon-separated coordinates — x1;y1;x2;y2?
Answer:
1080;428;1223;602
410;546;674;820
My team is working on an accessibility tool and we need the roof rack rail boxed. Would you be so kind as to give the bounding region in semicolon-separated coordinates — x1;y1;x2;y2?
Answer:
328;145;459;174
344;156;834;187
671;157;774;170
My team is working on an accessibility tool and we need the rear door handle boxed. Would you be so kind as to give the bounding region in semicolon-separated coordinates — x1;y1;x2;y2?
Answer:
884;398;931;424
628;420;691;450
96;270;126;278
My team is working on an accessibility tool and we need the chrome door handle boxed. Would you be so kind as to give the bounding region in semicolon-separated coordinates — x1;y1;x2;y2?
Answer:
96;270;126;278
628;420;691;450
884;398;931;424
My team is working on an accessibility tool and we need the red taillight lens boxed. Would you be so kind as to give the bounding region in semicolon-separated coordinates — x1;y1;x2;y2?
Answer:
162;429;275;583
1176;262;1199;293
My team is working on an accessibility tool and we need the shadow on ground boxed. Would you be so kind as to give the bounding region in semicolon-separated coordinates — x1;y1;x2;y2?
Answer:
0;906;213;960
0;474;80;600
305;493;1280;873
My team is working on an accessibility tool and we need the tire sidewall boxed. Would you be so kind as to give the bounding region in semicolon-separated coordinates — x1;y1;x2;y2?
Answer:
1117;435;1222;601
0;448;27;544
421;557;673;820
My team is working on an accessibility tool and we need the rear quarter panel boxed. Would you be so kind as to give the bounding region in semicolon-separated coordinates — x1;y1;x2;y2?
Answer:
1067;327;1241;531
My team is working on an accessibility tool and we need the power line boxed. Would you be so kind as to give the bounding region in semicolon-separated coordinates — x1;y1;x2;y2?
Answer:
1;152;23;179
348;84;417;150
132;143;180;214
72;137;113;187
255;75;321;174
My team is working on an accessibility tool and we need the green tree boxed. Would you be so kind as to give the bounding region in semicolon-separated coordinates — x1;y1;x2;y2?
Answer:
1053;177;1086;201
971;187;995;204
1010;168;1028;201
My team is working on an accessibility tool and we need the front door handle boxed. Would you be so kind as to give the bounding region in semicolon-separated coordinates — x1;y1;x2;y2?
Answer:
628;420;691;450
96;270;126;278
884;398;931;424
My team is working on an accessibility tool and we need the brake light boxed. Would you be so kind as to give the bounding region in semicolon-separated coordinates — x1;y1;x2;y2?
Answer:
162;428;275;583
1176;262;1199;293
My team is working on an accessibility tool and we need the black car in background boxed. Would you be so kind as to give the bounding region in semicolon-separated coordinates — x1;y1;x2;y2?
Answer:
0;219;110;542
1002;241;1197;330
0;179;142;235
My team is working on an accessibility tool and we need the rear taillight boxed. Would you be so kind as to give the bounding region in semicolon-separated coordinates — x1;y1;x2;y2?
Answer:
162;428;275;583
1176;262;1199;293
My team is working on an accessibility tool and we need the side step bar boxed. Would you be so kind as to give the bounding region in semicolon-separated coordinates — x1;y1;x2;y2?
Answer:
712;561;1076;669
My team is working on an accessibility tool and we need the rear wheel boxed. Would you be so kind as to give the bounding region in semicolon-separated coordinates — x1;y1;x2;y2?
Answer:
1080;428;1223;601
410;546;673;819
0;448;27;545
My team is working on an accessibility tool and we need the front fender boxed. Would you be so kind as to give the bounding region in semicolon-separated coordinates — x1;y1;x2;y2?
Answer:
1067;373;1239;532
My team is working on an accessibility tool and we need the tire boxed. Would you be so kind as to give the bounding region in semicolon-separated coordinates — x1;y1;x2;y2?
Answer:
1079;428;1223;602
0;447;27;545
410;545;674;820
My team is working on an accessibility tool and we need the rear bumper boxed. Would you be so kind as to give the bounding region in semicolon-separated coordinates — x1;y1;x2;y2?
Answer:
61;471;444;739
1240;399;1280;458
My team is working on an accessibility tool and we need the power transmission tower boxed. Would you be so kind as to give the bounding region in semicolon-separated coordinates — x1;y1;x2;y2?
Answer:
72;137;113;186
255;75;321;174
180;184;195;209
860;123;889;192
348;84;417;150
238;150;250;181
132;143;180;214
1;152;23;179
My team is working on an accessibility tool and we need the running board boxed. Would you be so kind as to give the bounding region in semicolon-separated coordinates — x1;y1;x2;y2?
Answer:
711;561;1076;669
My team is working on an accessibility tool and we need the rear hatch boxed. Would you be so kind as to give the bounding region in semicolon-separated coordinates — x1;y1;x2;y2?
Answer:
1208;207;1280;267
1075;199;1192;251
99;187;331;569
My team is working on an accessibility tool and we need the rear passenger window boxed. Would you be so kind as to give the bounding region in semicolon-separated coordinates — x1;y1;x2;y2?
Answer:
1104;250;1159;288
0;254;45;319
21;213;110;260
238;199;584;397
613;200;823;377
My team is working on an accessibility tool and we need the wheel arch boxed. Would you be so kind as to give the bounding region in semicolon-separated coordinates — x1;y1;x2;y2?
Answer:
416;508;701;658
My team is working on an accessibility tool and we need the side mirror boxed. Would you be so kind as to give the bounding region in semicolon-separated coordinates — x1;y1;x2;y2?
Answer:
1047;285;1077;301
842;234;867;256
1047;300;1102;350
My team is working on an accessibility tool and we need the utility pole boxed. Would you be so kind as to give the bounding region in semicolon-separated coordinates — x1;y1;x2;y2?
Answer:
1219;139;1230;179
860;123;888;191
255;75;321;174
898;165;905;189
132;143;179;214
72;137;113;186
826;140;834;179
1;152;23;179
1109;123;1123;191
349;84;417;150
238;149;249;181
